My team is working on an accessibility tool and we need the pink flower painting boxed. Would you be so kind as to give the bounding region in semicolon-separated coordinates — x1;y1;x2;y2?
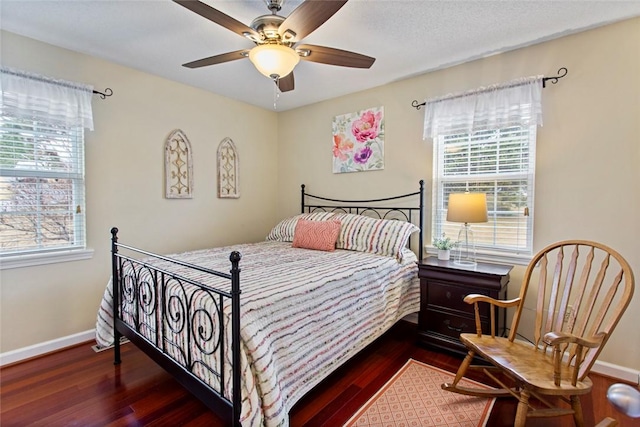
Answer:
332;106;384;173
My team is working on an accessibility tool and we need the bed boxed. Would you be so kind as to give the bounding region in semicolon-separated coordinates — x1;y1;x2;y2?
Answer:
96;181;424;427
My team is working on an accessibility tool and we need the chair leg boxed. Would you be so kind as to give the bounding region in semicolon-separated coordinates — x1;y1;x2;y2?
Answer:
571;395;585;427
451;350;474;386
442;350;512;398
514;389;530;427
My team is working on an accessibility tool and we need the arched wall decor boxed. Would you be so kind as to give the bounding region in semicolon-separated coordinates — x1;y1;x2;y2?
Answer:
164;129;193;199
217;137;239;199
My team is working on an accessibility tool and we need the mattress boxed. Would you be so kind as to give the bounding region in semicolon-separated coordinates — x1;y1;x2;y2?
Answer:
96;240;420;427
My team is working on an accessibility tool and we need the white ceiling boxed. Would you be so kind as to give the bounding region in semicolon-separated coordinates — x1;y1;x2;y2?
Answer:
2;0;640;111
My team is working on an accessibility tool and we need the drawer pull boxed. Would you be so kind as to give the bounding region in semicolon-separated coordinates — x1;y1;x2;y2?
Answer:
444;319;467;333
444;290;466;302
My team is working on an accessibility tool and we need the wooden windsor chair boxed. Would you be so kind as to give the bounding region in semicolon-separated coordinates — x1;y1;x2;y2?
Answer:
442;240;635;426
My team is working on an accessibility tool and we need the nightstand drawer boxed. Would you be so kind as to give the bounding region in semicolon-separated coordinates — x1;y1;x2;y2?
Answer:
427;281;490;316
425;309;478;340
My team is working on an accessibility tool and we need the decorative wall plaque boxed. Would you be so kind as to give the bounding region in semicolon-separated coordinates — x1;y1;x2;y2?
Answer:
217;137;239;199
164;129;193;199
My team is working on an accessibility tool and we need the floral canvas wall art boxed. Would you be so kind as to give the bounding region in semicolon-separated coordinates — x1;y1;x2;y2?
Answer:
332;106;384;173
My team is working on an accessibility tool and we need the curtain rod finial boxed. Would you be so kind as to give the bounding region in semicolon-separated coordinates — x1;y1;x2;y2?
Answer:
542;67;568;88
411;100;426;110
93;88;113;99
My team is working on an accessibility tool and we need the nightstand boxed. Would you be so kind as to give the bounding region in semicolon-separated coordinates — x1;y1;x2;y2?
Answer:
417;257;513;357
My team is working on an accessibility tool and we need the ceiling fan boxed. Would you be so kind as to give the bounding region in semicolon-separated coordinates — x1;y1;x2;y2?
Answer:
173;0;376;92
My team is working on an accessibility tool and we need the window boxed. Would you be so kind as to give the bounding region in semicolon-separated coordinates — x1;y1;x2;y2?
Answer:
433;125;536;255
1;116;85;255
424;76;543;257
0;67;93;260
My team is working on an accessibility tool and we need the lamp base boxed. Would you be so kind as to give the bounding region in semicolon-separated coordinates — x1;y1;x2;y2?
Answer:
455;223;477;267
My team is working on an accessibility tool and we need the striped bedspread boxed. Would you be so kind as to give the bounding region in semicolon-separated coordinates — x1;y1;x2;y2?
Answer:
96;241;420;427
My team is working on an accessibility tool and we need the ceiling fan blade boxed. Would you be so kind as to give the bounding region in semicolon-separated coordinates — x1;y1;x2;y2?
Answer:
296;44;375;68
182;49;249;68
173;0;259;40
278;0;348;42
277;73;295;92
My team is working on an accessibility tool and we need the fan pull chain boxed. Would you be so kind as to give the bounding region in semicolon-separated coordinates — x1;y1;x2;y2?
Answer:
273;78;281;110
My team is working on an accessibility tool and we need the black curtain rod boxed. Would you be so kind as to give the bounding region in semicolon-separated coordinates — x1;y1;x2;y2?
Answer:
411;67;568;111
1;68;114;100
93;88;113;99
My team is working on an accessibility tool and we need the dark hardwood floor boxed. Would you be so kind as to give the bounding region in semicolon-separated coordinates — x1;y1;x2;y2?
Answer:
1;321;636;426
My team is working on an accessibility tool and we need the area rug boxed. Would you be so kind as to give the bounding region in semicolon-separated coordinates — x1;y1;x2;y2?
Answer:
344;359;495;427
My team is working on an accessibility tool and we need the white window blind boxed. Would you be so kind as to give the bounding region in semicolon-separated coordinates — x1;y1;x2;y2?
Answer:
0;67;92;257
425;76;542;256
434;126;536;254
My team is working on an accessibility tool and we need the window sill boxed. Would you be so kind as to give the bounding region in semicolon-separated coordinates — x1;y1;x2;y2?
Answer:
474;250;531;266
0;248;94;270
425;246;532;266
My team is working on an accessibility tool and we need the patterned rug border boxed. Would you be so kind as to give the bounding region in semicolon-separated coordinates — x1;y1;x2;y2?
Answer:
343;358;495;427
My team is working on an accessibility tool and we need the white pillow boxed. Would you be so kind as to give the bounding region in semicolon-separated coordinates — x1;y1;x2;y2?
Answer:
266;211;336;242
333;213;420;261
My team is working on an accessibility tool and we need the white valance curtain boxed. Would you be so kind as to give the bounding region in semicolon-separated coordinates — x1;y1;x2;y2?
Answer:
0;66;94;130
422;75;544;140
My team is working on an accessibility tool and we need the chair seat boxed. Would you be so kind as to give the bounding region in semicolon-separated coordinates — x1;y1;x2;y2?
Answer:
460;333;593;396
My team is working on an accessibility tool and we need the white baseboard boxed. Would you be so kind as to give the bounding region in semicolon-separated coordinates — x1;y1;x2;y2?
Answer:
592;360;640;385
0;329;95;367
403;312;419;324
1;327;639;386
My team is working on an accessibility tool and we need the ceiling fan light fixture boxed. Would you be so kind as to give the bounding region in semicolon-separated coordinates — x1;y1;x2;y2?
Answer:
249;44;300;79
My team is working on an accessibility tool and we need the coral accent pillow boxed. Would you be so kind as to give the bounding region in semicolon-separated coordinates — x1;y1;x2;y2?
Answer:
266;211;336;242
292;219;341;252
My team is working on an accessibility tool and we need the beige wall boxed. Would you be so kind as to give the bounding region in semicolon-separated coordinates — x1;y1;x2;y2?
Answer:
276;18;640;370
0;31;280;352
1;17;639;372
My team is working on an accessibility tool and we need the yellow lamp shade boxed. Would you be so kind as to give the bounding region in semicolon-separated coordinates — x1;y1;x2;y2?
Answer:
447;192;488;224
248;44;300;79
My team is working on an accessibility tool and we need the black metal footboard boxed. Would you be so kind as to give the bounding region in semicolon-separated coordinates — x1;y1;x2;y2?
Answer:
110;227;242;427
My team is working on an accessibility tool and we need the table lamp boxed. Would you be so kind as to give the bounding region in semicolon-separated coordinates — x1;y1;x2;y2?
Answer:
447;192;488;266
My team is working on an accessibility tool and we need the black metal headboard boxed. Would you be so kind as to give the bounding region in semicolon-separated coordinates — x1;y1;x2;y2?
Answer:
301;180;424;260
